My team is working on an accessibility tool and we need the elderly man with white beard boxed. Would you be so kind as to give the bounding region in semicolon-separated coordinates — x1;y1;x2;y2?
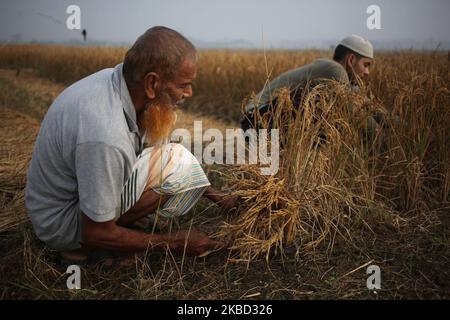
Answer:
25;26;236;265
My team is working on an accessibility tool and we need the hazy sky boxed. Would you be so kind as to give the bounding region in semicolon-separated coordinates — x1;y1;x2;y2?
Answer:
1;0;449;48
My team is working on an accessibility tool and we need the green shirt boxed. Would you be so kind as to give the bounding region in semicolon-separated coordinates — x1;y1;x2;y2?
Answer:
243;58;381;140
246;59;349;112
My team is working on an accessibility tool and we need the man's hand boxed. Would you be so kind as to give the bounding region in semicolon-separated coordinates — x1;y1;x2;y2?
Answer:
204;186;240;212
218;194;240;211
167;230;226;256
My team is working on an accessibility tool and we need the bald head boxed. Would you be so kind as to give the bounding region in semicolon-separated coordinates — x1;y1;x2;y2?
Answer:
123;26;197;86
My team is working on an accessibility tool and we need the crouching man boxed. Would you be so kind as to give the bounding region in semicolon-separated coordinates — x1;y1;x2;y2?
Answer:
25;26;234;265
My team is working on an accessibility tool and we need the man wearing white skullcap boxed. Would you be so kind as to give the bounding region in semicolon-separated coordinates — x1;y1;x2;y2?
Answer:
242;34;377;131
334;34;374;81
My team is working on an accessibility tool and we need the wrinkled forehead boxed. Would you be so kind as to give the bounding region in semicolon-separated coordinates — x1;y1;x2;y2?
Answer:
174;58;197;80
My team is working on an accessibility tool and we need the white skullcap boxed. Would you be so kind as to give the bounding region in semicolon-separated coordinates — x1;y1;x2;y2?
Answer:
339;35;374;59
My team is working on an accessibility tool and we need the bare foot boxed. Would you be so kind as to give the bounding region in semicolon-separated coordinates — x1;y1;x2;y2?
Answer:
96;252;138;268
131;216;150;230
130;215;172;232
60;248;89;265
147;214;173;232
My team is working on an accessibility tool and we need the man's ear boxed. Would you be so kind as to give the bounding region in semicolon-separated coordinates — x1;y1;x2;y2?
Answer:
143;72;161;99
347;53;356;67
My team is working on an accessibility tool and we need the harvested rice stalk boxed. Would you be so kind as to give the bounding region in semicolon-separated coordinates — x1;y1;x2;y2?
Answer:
215;83;397;263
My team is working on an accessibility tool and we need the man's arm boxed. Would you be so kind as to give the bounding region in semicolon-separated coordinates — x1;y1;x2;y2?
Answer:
81;212;225;256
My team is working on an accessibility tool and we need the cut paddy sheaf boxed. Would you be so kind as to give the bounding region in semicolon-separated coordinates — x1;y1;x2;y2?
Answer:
216;66;449;265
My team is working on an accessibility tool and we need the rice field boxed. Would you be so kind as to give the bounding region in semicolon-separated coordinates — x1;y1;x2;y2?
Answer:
0;44;449;299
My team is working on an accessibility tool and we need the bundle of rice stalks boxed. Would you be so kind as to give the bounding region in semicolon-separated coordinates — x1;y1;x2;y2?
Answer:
215;82;402;263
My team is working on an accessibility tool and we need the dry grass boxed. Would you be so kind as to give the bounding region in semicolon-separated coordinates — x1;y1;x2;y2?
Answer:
0;108;39;232
0;45;449;299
